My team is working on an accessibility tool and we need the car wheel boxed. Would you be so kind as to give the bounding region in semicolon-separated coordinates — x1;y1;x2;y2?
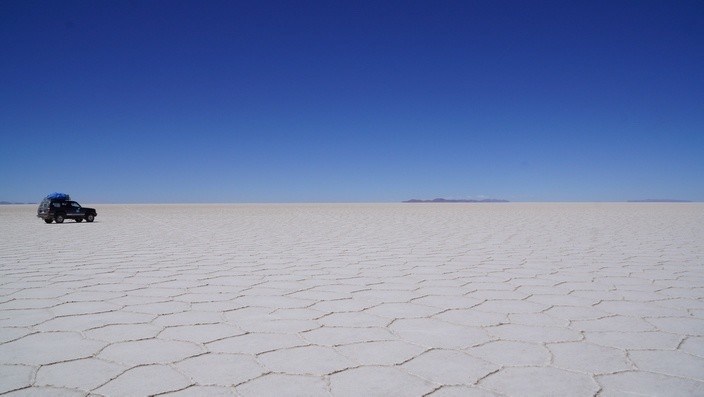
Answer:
55;214;64;223
44;218;53;224
86;214;94;222
76;218;83;222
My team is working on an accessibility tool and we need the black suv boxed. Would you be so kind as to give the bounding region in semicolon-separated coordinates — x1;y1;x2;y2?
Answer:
37;195;97;224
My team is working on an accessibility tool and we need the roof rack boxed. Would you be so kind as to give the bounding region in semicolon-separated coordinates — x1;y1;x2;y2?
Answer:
45;192;70;201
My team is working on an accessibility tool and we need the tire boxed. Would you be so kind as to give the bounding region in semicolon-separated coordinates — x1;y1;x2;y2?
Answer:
86;214;95;222
44;218;53;224
75;218;83;222
55;214;64;223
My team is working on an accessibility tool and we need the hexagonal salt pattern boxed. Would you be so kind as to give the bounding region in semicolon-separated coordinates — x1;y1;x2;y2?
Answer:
1;203;703;396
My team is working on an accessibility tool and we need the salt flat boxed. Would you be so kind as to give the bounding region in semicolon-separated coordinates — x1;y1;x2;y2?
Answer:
1;203;703;396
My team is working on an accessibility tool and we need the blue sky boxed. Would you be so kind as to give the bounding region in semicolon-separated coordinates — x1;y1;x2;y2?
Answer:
1;1;702;203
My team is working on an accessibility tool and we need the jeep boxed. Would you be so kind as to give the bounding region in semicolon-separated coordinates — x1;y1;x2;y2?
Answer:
37;195;97;224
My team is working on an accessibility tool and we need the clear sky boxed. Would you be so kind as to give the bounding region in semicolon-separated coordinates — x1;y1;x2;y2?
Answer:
1;1;702;203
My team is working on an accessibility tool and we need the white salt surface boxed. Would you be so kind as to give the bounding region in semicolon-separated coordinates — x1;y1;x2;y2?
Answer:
1;203;703;396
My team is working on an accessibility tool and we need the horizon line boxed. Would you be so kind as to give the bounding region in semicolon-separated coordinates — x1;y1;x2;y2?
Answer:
2;200;700;205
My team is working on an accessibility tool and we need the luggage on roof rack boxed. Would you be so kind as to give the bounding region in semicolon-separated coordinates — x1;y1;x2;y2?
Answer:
45;192;70;201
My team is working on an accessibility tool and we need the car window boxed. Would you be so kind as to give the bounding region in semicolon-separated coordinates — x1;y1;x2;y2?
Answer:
52;202;61;208
71;202;80;208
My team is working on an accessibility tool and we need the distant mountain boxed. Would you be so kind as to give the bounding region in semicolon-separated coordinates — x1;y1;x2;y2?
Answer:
403;198;509;203
627;199;692;203
0;201;35;205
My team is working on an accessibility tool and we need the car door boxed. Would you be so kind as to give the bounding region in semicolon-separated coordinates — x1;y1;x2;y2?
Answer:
69;201;83;217
51;201;62;216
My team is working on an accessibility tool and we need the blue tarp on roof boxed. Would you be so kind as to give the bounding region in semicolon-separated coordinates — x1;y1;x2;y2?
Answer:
46;192;70;200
